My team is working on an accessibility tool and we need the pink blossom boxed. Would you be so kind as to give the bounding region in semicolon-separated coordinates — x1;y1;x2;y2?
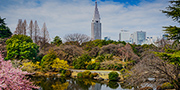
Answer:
0;52;39;90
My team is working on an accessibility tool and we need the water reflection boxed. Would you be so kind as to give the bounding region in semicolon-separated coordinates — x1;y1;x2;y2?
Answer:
31;76;132;90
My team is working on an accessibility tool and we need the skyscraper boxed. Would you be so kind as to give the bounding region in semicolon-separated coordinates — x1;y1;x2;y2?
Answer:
133;31;146;45
91;0;101;40
119;30;130;43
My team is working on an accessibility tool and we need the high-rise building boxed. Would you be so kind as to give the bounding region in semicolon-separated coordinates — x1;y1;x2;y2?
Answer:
133;31;146;45
91;0;101;40
119;30;130;43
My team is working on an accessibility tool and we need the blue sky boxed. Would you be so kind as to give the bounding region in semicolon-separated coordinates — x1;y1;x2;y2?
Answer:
0;0;177;41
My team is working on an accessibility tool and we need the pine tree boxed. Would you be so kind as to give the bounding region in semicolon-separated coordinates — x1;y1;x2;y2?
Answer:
162;0;180;41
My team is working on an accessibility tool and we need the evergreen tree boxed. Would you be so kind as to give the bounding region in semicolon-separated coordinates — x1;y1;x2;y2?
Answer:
162;0;180;41
0;17;12;38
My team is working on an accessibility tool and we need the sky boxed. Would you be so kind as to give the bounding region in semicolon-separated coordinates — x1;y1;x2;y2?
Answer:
0;0;178;41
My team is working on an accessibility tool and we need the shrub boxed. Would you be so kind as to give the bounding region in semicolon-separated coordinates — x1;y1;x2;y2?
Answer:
87;64;93;70
73;54;91;69
96;55;105;62
94;62;100;70
161;82;174;89
93;73;98;77
77;72;83;78
65;70;72;77
41;50;57;71
51;58;69;71
90;73;98;79
108;81;119;89
89;73;94;79
21;61;41;73
82;71;91;78
108;71;119;81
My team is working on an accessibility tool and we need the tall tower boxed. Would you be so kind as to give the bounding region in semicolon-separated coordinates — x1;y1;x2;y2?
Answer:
91;0;101;40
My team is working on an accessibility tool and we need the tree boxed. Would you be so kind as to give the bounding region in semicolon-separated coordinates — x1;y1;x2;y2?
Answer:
22;20;27;35
33;20;40;44
162;0;180;41
0;52;39;89
28;20;34;39
64;33;90;45
125;50;180;89
51;58;69;71
14;19;27;35
73;54;91;69
40;23;50;48
0;17;12;38
5;35;39;60
14;19;23;35
41;50;57;71
51;36;62;46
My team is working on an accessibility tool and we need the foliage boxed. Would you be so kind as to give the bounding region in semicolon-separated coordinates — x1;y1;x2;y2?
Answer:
108;71;119;81
100;61;123;70
86;60;99;70
77;72;83;78
5;35;39;60
95;55;105;62
51;36;62;46
81;39;126;51
163;26;180;41
82;71;91;78
65;70;72;77
108;81;119;89
99;44;122;56
89;46;100;57
90;73;98;79
52;82;69;90
73;54;91;69
161;82;174;90
57;45;84;65
41;50;57;72
51;58;69;71
0;17;12;38
162;0;180;41
77;71;98;79
154;50;180;66
0;53;39;89
162;0;180;23
21;61;41;73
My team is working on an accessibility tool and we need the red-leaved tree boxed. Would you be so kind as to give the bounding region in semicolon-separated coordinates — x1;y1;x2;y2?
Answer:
0;52;39;90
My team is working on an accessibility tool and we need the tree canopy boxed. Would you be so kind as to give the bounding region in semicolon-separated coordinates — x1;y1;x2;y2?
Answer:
0;17;12;38
162;0;180;41
51;36;62;46
5;35;39;60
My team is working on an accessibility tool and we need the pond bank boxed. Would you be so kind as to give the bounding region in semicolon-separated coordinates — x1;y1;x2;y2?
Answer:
32;69;122;82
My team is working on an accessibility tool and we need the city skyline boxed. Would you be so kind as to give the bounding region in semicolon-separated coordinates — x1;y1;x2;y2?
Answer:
0;0;177;41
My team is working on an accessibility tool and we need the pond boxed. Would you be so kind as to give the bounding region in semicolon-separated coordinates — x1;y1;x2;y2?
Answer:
31;76;133;90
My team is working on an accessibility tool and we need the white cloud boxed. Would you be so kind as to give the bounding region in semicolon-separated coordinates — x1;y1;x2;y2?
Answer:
0;0;178;41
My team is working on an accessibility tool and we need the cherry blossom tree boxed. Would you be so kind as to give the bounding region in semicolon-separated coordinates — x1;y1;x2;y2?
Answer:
0;52;39;90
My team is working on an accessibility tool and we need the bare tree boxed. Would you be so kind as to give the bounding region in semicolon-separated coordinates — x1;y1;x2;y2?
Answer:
33;20;40;44
28;20;34;39
22;20;27;35
64;33;90;45
14;19;27;35
118;43;139;62
40;22;50;48
14;19;23;35
125;50;180;89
